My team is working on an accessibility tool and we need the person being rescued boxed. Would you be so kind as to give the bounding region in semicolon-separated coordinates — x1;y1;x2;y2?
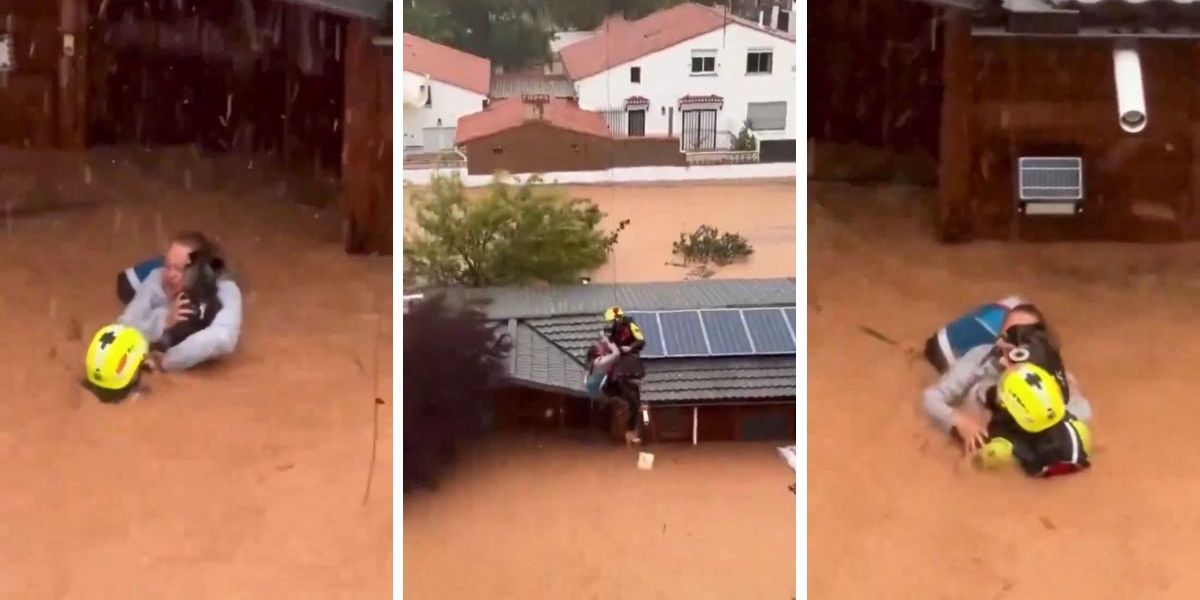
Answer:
586;306;647;445
920;303;1094;475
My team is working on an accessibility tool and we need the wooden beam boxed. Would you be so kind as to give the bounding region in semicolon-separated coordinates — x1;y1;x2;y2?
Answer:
1186;42;1200;238
57;0;87;148
937;9;973;243
341;17;373;254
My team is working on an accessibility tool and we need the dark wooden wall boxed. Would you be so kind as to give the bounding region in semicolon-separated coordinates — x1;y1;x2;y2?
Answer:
491;385;796;444
0;0;88;148
464;124;685;175
939;14;1200;242
342;19;391;255
87;0;344;176
808;0;944;156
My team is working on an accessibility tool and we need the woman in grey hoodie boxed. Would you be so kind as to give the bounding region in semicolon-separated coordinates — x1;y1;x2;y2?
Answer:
921;304;1093;454
117;231;242;372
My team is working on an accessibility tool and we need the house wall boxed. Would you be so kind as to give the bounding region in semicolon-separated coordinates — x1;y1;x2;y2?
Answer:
461;121;685;175
807;0;941;156
403;161;796;186
940;19;1200;242
490;386;796;444
0;0;88;148
573;25;796;141
87;0;345;175
342;19;391;255
401;72;486;151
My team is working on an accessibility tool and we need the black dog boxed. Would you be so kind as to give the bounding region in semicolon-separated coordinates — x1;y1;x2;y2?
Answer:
151;249;225;352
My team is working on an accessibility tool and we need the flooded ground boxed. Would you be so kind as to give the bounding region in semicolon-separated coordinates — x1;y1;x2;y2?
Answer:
809;181;1200;600
403;434;796;600
0;147;391;599
404;179;797;284
401;177;798;599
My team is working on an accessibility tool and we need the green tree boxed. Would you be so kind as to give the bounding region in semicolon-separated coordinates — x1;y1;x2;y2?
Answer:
404;0;552;68
405;173;629;287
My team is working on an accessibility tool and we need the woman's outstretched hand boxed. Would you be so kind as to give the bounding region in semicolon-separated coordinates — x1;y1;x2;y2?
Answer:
952;410;988;455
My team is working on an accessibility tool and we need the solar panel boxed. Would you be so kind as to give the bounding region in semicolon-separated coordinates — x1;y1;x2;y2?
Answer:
658;311;709;356
743;308;796;354
701;309;754;355
620;307;796;359
625;311;665;357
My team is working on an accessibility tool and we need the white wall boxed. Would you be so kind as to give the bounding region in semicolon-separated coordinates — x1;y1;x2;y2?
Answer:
572;24;796;141
403;162;796;187
401;71;488;151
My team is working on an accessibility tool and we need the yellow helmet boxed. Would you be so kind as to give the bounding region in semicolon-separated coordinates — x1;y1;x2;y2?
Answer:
997;363;1065;433
604;306;624;322
84;324;149;401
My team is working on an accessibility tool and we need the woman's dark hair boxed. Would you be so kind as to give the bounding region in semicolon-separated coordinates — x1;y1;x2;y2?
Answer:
1004;303;1060;351
172;230;219;258
172;230;233;281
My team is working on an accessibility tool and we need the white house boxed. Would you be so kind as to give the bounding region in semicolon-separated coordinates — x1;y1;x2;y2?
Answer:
558;2;796;158
402;33;491;153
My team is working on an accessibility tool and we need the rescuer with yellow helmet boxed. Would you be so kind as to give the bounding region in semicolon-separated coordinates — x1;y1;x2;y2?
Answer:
602;306;648;444
604;306;645;355
83;323;150;403
976;361;1092;477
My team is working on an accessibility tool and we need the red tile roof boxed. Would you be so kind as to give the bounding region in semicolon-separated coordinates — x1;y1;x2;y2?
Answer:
403;33;491;96
559;2;795;81
679;94;724;104
455;96;613;145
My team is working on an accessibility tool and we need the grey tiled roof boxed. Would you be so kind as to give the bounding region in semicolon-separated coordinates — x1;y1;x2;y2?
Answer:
503;320;795;402
643;356;797;403
487;278;797;404
507;321;588;394
461;278;796;320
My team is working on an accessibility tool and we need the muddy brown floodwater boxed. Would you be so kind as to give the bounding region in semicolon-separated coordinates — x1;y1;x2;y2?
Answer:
404;179;797;284
403;434;797;600
0;148;391;599
809;181;1200;600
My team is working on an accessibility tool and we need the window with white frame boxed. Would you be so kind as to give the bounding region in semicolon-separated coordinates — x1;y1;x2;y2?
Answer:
746;101;787;131
690;50;716;75
746;50;773;75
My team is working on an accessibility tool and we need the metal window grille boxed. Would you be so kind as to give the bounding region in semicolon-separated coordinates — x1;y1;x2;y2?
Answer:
1017;156;1083;216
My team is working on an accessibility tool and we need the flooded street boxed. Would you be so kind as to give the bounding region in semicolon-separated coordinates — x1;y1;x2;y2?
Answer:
0;148;392;599
809;181;1200;600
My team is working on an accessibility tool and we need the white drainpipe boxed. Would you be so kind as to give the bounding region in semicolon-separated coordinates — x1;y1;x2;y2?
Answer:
1113;42;1147;134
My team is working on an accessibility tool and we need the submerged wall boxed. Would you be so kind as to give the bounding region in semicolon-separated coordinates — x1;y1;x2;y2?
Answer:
939;18;1200;242
403;161;796;187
